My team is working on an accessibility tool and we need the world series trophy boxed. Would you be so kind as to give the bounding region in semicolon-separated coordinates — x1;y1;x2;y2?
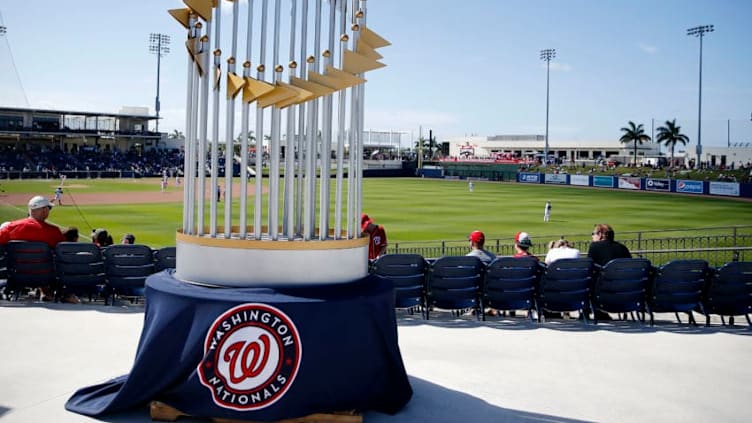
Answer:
170;0;389;286
67;2;411;420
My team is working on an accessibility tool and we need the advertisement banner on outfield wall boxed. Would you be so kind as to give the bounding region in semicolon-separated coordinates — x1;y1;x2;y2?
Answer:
593;176;614;188
570;175;589;186
709;181;740;197
645;178;670;191
544;173;567;184
676;179;704;194
618;177;641;190
519;173;540;183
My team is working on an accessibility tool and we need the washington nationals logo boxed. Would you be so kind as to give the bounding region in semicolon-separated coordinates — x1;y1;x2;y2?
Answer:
198;303;302;411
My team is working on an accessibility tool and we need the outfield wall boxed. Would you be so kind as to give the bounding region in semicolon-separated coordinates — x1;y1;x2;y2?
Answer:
517;172;752;199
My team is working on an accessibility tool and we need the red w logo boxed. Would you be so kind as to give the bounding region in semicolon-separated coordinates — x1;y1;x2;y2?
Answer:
223;334;271;384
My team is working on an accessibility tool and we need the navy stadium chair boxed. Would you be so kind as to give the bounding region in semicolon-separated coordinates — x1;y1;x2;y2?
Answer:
482;256;542;321
537;258;595;323
55;242;107;302
700;261;752;327
372;254;428;316
425;256;484;320
591;258;652;324
5;241;56;301
154;246;177;272
647;259;710;326
103;244;155;304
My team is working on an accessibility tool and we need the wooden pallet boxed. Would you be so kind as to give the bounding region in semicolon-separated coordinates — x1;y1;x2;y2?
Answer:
150;401;363;423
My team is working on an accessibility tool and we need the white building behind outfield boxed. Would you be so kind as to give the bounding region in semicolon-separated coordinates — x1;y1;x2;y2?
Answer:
446;134;662;164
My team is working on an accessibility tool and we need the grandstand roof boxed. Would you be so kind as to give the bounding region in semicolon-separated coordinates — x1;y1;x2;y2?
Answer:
0;106;158;120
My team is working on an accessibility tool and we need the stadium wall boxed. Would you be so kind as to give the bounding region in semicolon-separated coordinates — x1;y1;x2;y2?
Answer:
517;172;752;199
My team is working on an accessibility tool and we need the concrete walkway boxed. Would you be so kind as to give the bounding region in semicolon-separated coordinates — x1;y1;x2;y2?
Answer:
1;301;750;422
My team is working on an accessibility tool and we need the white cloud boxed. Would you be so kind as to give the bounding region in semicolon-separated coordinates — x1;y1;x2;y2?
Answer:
547;62;572;72
639;43;658;54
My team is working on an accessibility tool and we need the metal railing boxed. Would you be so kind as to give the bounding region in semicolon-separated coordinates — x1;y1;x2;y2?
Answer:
390;225;752;267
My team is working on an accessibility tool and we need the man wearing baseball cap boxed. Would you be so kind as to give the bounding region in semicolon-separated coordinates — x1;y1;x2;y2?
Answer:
0;195;65;248
466;230;496;265
361;213;388;260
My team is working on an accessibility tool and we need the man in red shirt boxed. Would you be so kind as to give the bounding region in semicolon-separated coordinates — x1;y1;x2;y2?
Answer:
361;213;387;261
0;195;65;248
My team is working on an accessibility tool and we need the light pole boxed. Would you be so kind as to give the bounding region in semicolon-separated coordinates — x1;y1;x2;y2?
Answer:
687;25;713;169
540;48;555;167
149;33;170;133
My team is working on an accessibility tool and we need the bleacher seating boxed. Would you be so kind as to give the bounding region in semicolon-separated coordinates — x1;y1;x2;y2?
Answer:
3;245;752;329
102;244;155;304
699;261;752;326
55;242;107;303
5;241;56;301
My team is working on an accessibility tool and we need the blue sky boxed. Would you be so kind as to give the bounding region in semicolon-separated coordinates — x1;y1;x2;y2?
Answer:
1;0;751;146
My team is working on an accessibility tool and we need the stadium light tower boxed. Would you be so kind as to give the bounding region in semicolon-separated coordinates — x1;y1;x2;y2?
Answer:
540;48;556;167
149;33;170;132
687;25;713;169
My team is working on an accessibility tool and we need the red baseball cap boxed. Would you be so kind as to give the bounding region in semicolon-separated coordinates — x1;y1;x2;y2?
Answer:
361;213;373;231
468;230;485;243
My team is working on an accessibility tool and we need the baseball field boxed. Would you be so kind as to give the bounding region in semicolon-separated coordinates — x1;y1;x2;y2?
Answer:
0;177;750;248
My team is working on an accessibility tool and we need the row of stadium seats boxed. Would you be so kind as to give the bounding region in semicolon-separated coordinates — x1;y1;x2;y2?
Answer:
0;241;176;304
370;254;752;326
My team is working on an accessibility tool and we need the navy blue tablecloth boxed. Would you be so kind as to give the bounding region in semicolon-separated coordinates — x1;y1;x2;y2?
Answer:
65;271;412;420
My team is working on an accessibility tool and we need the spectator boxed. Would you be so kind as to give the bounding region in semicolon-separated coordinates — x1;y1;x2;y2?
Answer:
0;195;65;248
62;226;79;242
544;238;580;265
0;195;66;301
121;233;136;244
92;228;114;248
512;231;537;260
466;230;495;265
587;223;631;267
361;213;387;260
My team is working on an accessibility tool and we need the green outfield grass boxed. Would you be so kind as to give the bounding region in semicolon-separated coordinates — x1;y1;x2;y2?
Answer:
1;177;750;248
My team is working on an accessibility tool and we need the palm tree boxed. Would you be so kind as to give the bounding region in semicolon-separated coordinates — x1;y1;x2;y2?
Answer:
168;129;184;139
655;119;689;168
619;121;651;167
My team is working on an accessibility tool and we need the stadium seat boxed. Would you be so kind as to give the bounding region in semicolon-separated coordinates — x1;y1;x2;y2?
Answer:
55;242;107;303
699;261;752;327
482;256;542;321
537;258;595;323
372;253;428;317
646;259;710;326
425;256;484;320
103;244;155;304
5;241;56;301
591;258;652;324
154;246;177;271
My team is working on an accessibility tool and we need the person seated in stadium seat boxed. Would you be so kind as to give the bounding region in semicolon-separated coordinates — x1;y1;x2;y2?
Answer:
0;196;65;249
544;238;580;265
466;230;496;265
512;231;537;260
361;213;388;261
62;226;79;242
587;223;631;267
586;223;631;321
121;233;135;244
0;195;67;301
92;228;114;248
